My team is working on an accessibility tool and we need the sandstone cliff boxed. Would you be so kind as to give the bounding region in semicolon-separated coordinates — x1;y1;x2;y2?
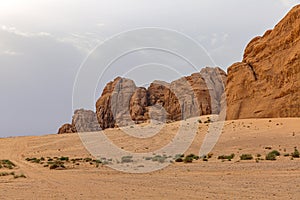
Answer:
226;5;300;120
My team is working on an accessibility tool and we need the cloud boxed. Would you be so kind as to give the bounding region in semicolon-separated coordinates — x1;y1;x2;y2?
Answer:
1;25;52;38
1;50;23;56
57;33;102;54
1;25;103;55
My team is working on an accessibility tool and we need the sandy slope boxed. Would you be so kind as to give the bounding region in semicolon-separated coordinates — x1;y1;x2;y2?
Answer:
0;117;300;199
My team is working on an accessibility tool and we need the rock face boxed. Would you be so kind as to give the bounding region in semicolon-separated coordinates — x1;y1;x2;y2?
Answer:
96;77;138;129
226;5;300;120
95;67;227;129
130;87;149;122
57;109;100;134
71;109;101;132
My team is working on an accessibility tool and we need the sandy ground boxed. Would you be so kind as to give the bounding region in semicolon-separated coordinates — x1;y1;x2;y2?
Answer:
0;117;300;199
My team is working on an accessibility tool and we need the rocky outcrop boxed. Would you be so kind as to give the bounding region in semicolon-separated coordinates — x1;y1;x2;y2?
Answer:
95;67;227;129
225;5;300;119
96;77;137;129
58;67;227;133
71;109;101;132
57;109;100;134
58;123;76;134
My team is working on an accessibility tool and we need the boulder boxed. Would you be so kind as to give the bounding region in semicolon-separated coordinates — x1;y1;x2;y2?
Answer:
57;123;76;134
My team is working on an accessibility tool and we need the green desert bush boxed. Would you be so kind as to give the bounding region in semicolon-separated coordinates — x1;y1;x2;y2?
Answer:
0;160;16;169
121;156;133;163
186;154;199;160
84;158;93;162
218;153;235;161
175;157;183;162
183;154;199;163
270;150;280;156
174;154;184;162
151;155;167;163
59;156;69;161
240;154;253;160
265;150;280;161
0;172;16;177
256;154;262;158
183;156;193;163
49;160;66;170
144;157;152;161
0;172;9;176
266;153;276;160
291;148;299;158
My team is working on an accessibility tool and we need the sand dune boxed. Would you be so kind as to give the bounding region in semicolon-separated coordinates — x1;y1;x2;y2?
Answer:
0;117;299;199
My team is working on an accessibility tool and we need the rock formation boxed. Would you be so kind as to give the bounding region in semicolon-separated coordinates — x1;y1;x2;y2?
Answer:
226;5;300;120
58;123;76;134
57;109;101;134
96;77;138;129
95;67;227;129
71;109;101;132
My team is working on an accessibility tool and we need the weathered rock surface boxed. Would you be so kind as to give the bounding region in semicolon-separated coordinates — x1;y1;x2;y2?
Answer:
95;67;227;129
96;77;137;129
226;5;300;120
72;109;101;132
57;109;100;134
58;123;76;134
130;87;149;122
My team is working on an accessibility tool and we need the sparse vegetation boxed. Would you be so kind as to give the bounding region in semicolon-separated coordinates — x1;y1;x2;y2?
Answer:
202;153;213;161
240;154;253;160
121;156;133;163
183;154;199;163
174;154;184;162
151;155;168;163
266;150;280;161
291;147;299;158
0;171;25;179
218;153;235;161
48;160;66;169
59;156;69;161
270;150;280;156
0;159;16;169
0;172;14;176
266;153;276;160
256;154;261;158
175;157;183;162
25;156;109;170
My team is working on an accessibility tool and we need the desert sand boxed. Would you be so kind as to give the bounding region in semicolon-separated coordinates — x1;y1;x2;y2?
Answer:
0;117;300;199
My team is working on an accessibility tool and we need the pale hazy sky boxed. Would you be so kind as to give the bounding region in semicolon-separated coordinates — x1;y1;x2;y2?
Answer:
0;0;299;137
